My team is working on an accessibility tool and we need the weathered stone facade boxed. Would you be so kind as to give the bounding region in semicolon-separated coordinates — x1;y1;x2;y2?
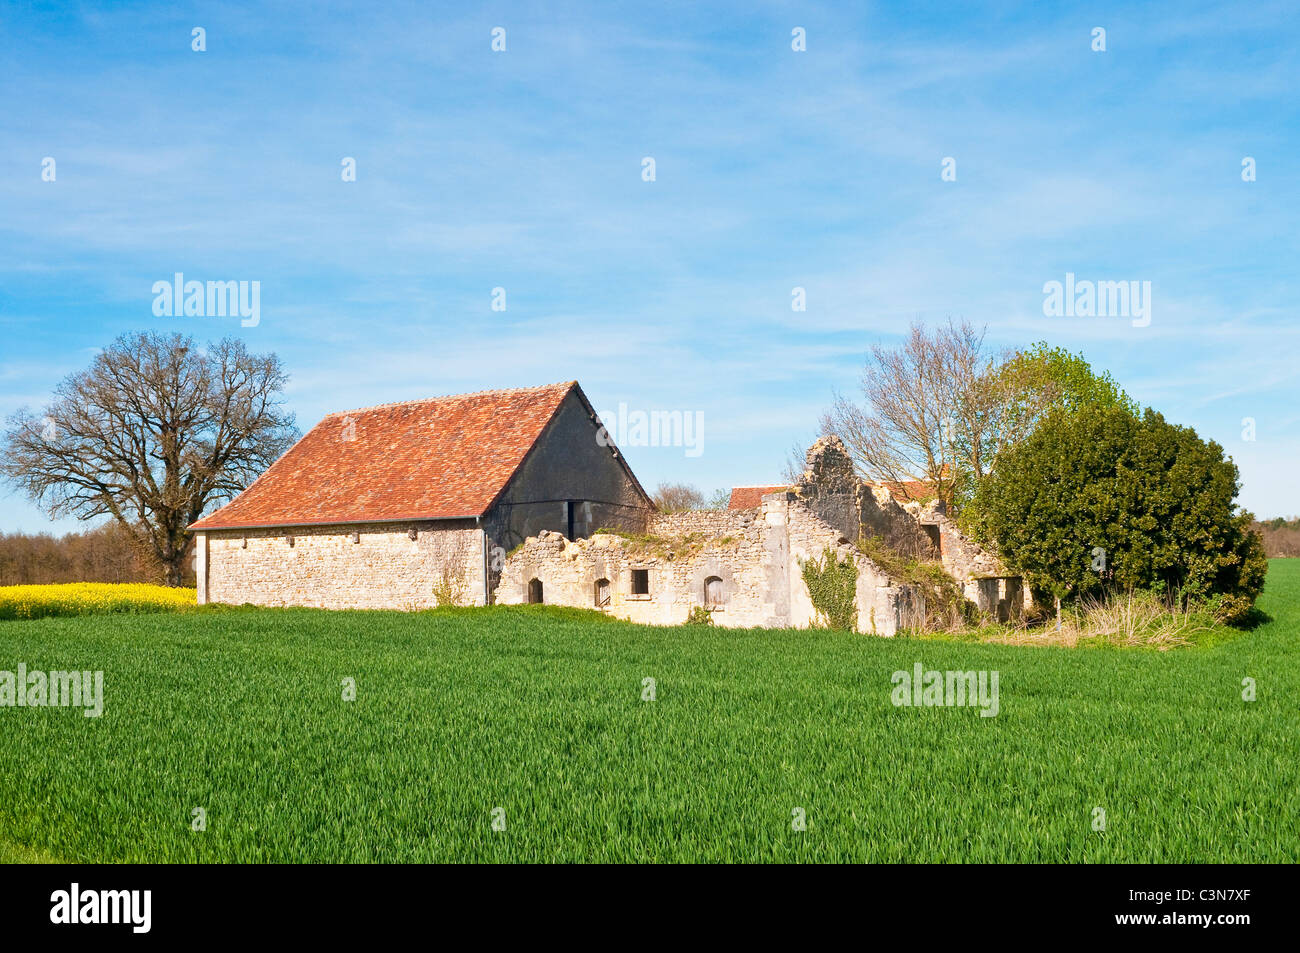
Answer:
916;503;1028;621
791;435;1029;622
796;436;937;558
197;520;486;609
496;490;920;636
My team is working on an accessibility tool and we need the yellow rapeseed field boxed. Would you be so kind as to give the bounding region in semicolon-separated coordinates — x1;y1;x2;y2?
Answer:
0;583;196;620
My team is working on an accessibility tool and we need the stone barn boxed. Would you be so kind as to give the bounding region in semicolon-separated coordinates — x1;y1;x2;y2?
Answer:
191;381;652;609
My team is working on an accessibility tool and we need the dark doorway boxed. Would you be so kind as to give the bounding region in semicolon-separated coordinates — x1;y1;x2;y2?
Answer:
922;524;941;556
528;578;543;604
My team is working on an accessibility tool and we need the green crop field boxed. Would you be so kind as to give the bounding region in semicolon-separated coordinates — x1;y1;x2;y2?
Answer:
1;562;1297;863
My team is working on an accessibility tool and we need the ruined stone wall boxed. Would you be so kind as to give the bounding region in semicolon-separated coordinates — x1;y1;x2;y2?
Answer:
646;508;754;538
790;435;1031;621
860;483;937;558
792;436;935;558
495;508;783;627
497;492;915;636
198;520;487;609
783;493;918;636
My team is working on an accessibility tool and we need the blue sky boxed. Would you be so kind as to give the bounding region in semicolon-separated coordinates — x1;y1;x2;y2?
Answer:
2;0;1297;532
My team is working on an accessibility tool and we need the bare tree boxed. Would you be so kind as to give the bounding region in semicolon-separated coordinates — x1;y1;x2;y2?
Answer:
821;320;991;506
1;332;298;585
652;482;706;513
780;440;808;485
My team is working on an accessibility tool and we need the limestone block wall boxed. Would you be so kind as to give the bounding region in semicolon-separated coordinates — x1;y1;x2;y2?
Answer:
782;492;914;636
495;509;785;627
497;492;915;636
198;520;487;609
793;436;936;558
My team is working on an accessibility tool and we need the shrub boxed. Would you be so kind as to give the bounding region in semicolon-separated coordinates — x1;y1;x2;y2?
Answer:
685;606;714;626
965;403;1267;623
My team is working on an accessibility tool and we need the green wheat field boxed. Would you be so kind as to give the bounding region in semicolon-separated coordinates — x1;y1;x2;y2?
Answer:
2;561;1297;863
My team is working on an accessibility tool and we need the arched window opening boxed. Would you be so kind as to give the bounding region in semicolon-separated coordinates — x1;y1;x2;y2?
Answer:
704;576;725;610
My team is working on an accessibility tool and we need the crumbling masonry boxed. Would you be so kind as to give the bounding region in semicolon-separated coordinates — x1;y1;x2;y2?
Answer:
497;436;1026;634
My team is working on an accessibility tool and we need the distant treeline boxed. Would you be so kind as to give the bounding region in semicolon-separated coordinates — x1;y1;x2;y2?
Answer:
1254;518;1300;558
0;523;194;587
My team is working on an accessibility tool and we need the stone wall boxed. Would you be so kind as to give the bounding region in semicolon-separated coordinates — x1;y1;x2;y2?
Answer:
197;520;487;609
907;499;1028;619
790;435;1028;620
793;436;936;558
496;491;917;636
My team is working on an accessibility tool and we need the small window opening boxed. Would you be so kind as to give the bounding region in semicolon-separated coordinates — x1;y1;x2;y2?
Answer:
631;569;650;596
704;576;725;610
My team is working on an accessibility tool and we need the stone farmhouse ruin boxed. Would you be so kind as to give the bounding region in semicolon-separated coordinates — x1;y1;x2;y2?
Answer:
192;381;1024;635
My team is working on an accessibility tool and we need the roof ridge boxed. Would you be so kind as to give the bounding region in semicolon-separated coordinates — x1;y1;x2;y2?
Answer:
321;381;576;419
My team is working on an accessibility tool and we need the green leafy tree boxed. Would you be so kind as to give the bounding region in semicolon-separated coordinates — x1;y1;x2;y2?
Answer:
966;403;1266;622
951;342;1136;508
824;325;1136;513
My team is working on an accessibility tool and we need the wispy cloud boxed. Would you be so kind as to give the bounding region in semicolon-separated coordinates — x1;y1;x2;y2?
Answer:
0;0;1297;531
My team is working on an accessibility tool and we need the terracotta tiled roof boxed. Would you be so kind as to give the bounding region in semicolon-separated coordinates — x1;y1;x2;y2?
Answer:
192;382;583;530
872;465;951;503
727;485;789;510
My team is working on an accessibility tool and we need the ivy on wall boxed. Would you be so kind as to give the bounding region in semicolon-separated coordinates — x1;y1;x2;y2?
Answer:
799;547;858;632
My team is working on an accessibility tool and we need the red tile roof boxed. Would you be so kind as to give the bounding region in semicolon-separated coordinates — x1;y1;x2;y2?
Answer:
872;465;951;503
727;485;790;510
192;382;584;530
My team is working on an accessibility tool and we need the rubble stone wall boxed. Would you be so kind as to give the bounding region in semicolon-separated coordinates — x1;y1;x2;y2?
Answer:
197;520;487;609
496;491;915;636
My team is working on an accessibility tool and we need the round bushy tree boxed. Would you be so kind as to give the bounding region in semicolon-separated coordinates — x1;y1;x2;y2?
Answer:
968;403;1266;622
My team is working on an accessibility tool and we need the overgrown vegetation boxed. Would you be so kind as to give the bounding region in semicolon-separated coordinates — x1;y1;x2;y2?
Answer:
593;528;738;560
799;547;858;631
685;606;714;625
857;535;975;631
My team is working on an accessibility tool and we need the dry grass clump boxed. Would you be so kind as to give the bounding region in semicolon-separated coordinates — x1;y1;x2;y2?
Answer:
985;590;1219;650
